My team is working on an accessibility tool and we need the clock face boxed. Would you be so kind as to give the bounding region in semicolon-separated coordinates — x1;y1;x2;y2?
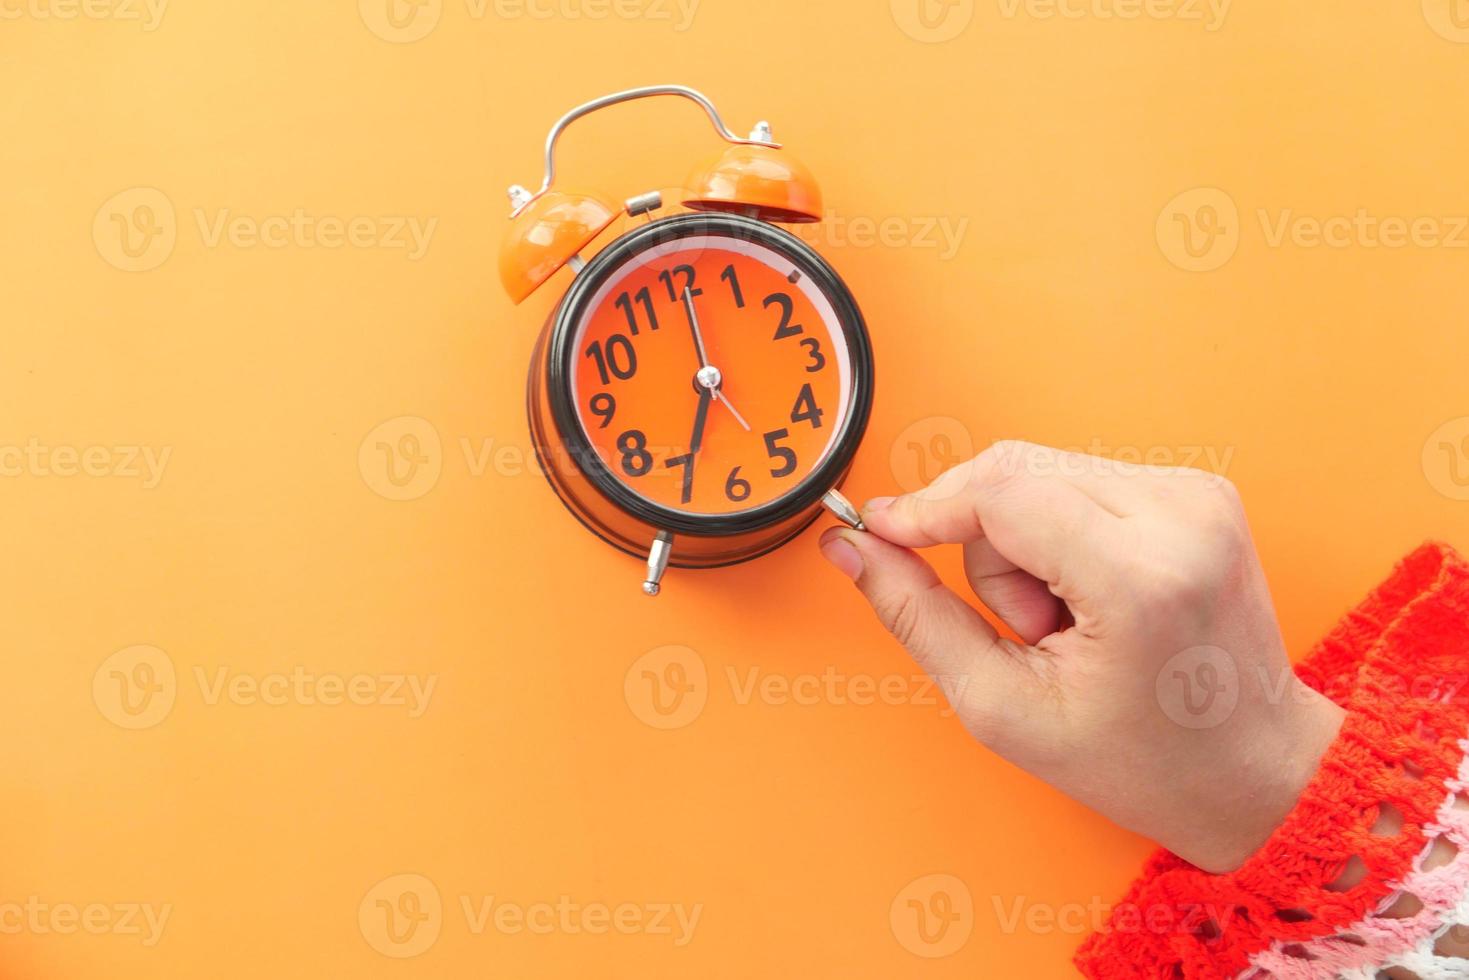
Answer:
566;231;857;519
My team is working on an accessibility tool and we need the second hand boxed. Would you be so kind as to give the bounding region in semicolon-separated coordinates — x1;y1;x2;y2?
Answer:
711;386;751;431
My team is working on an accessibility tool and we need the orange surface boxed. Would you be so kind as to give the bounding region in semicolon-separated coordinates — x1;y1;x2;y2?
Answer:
4;2;1469;977
573;242;847;513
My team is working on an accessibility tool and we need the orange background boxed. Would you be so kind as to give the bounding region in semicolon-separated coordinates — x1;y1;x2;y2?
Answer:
5;1;1469;976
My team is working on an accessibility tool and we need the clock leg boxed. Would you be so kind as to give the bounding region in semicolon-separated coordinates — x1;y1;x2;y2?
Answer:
641;530;675;596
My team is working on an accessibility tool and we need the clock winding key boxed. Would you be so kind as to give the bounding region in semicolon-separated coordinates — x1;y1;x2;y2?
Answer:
821;489;866;532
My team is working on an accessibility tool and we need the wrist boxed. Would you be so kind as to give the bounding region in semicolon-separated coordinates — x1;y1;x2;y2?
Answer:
1182;680;1346;873
1078;543;1469;978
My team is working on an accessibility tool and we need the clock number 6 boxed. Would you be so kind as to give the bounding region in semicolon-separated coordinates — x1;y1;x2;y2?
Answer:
762;428;798;478
724;466;752;502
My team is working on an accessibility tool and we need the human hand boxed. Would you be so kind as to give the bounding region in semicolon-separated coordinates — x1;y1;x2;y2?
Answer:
819;441;1344;873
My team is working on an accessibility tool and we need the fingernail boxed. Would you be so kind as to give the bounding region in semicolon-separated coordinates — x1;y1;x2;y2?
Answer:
819;529;864;581
864;496;897;515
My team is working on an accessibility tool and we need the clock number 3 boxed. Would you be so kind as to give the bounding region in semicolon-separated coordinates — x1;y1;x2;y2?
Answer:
799;337;825;373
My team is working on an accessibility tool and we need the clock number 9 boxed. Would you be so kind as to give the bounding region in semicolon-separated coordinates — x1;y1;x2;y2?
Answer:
588;393;616;429
585;335;637;385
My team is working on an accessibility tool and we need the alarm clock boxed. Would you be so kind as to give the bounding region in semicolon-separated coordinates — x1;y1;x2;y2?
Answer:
500;85;874;596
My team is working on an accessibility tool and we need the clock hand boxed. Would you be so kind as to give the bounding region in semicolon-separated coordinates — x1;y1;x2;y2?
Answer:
694;365;753;433
688;386;713;456
682;286;710;368
711;388;752;432
671;387;713;505
684;286;752;432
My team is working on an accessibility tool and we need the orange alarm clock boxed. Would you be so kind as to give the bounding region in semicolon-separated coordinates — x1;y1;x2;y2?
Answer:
501;86;874;596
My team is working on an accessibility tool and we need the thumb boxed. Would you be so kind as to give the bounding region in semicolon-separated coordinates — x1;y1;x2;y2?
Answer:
818;527;1039;735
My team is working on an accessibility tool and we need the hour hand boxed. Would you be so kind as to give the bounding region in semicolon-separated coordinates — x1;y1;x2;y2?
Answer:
666;387;712;506
688;385;713;456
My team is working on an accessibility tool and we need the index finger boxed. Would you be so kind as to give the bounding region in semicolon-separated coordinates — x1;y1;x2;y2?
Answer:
862;441;1124;597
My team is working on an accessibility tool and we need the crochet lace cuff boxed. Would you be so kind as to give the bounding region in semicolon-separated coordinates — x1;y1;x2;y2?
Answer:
1075;543;1469;980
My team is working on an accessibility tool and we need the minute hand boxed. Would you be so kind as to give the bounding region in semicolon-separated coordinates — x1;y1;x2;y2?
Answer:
683;286;710;367
683;286;751;432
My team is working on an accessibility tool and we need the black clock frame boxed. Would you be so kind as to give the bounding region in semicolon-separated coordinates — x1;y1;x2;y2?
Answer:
544;212;875;538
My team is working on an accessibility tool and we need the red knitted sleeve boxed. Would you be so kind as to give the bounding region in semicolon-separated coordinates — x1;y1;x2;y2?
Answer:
1075;542;1469;980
